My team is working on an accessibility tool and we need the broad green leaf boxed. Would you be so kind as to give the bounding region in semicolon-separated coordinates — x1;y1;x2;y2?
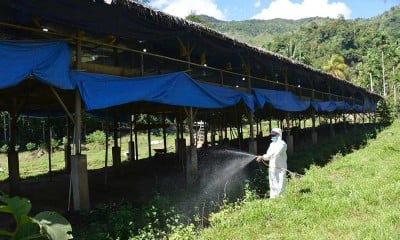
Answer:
34;211;73;240
0;205;12;214
14;222;41;240
0;195;31;225
0;229;13;237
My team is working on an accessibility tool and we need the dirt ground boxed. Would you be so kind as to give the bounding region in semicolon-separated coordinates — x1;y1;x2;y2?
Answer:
0;142;260;231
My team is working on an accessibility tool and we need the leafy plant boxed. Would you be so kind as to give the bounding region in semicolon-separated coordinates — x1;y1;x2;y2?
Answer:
0;194;73;239
26;142;37;151
322;54;348;79
86;130;106;145
376;99;393;124
0;144;8;153
51;138;62;150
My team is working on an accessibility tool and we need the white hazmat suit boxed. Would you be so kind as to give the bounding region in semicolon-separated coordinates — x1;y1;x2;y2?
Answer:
259;128;287;198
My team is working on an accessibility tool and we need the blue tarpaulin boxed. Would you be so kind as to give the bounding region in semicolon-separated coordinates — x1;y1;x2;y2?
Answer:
0;41;73;89
311;101;337;112
73;71;255;111
334;101;352;111
252;88;310;112
352;104;364;112
311;101;352;112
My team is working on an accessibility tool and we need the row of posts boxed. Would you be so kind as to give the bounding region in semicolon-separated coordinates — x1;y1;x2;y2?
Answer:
5;35;371;212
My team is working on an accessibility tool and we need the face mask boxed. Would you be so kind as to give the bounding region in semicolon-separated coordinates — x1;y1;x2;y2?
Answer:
271;136;278;142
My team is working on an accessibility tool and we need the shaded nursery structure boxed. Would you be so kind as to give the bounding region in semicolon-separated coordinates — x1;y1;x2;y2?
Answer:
0;0;381;211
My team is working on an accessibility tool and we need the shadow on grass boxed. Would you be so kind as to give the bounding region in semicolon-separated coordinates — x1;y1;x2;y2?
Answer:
288;122;387;175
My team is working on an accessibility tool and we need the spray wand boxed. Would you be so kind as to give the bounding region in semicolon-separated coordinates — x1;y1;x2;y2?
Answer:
257;158;303;178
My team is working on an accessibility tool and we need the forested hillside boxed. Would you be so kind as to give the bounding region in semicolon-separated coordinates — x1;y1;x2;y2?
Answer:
194;5;400;99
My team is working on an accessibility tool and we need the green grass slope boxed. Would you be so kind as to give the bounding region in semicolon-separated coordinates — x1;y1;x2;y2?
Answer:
197;120;400;239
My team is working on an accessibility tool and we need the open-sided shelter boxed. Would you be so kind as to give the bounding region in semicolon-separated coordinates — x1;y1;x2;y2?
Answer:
0;0;381;211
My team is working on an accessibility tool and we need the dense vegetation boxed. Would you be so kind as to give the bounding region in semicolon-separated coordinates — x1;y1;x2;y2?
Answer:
193;5;400;101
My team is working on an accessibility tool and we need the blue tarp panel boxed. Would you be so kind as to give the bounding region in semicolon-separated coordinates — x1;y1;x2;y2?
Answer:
311;101;337;112
334;101;351;111
73;71;254;111
311;101;352;112
252;88;310;112
352;104;364;112
0;41;73;89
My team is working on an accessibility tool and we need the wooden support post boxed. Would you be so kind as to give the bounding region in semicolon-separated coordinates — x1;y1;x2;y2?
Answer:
8;100;20;196
328;83;335;137
353;98;357;129
186;107;198;185
71;88;89;210
147;114;151;158
246;54;257;154
286;113;294;155
204;115;208;147
104;115;109;186
311;90;317;144
70;34;89;211
162;113;167;153
283;70;293;155
175;110;186;172
73;89;82;155
128;115;135;161
269;116;272;134
176;112;180;153
112;114;121;166
134;115;139;160
341;90;347;133
47;113;52;181
248;110;257;154
64;117;71;173
223;114;228;141
256;119;259;135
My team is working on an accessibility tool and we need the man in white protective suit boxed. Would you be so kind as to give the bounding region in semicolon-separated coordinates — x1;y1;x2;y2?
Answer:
256;128;287;198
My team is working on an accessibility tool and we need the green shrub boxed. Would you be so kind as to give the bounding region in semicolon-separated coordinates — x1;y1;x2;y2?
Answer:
75;194;196;240
86;130;106;144
376;99;393;124
0;144;8;153
75;203;137;239
243;181;259;202
51;138;62;150
39;142;47;150
26;142;37;151
106;204;136;239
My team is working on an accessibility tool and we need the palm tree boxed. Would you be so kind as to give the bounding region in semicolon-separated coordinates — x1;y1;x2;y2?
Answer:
285;40;311;65
323;54;348;79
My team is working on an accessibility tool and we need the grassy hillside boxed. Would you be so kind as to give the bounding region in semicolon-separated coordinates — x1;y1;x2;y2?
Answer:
197;120;400;239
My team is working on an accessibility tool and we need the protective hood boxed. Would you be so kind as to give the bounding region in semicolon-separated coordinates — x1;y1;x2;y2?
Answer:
271;128;283;140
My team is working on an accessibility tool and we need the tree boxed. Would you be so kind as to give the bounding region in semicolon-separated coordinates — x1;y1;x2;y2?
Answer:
322;54;348;79
285;40;311;65
186;12;206;24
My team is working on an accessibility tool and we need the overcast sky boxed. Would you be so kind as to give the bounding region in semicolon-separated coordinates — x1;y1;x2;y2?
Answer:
148;0;400;21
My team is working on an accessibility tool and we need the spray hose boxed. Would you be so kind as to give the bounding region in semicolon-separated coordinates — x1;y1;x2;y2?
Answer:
258;159;304;178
